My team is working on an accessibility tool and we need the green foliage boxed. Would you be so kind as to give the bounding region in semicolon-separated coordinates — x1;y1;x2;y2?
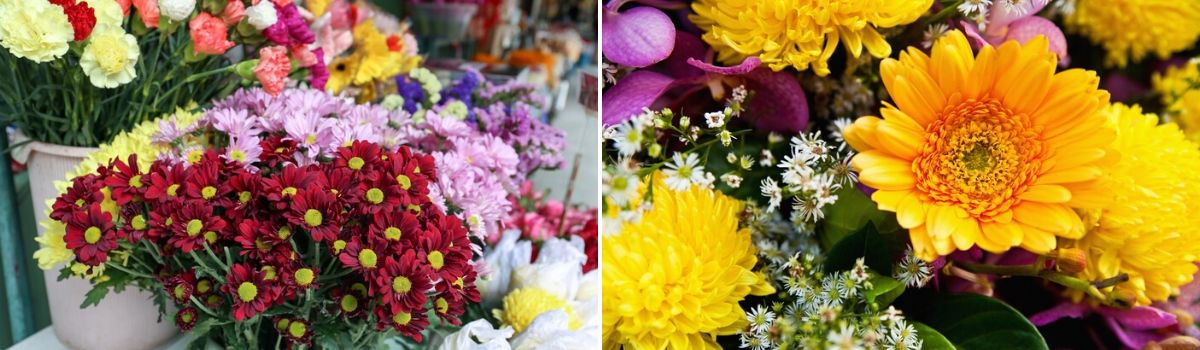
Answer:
821;186;899;250
909;293;1049;350
864;273;904;307
823;221;904;275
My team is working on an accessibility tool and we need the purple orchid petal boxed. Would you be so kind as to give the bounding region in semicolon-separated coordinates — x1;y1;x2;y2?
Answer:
1104;314;1168;349
960;20;990;49
602;6;676;68
602;70;677;125
1102;72;1147;103
657;31;708;78
740;68;808;133
988;0;1049;30
1004;16;1070;66
687;56;761;76
1029;301;1089;326
1098;306;1178;330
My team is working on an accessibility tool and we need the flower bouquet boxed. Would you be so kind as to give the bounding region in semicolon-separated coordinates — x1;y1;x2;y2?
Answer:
308;0;423;101
602;0;1200;349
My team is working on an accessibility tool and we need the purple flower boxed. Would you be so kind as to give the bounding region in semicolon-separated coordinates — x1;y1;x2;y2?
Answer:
223;135;263;171
309;48;329;91
283;111;336;162
1031;302;1178;348
262;3;315;47
395;75;427;113
959;0;1069;65
209;108;260;140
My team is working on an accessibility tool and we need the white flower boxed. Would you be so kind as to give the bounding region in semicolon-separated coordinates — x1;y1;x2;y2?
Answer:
880;306;904;323
829;117;854;143
779;151;815;187
746;305;776;334
792;196;825;223
437;319;514;350
894;247;933;288
662;153;704;191
760;177;783;212
81;0;124;28
79;25;139;88
158;0;196;21
509;310;600;350
696;171;716;189
610;121;643;156
957;0;992;16
478;233;534;304
830;156;859;185
759;149;776;167
719;129;735;146
602;125;618;140
721;173;743;189
604;164;640;206
245;0;279;30
791;132;830;164
922;23;951;49
828;324;864;350
704;111;726;128
833;272;860;300
850;258;870;284
887;320;920;350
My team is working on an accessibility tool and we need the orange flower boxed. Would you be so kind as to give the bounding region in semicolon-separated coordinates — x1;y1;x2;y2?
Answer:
844;31;1115;260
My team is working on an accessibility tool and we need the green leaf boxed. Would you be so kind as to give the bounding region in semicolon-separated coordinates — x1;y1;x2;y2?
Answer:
864;273;904;307
913;321;955;350
911;293;1049;350
80;284;110;309
821;186;900;250
822;222;903;275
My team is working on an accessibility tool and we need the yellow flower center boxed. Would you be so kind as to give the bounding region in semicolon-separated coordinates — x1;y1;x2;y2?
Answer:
294;268;315;286
407;204;421;213
427;251;444;270
186;219;203;236
201;186;217;199
276;318;291;331
91;40;128;74
358;249;378;269
75;198;85;207
282;187;298;197
262;266;277;280
180;311;193;323
392;311;412;325
332;240;347;253
277;226;292;239
230;150;246;162
340;294;358;312
384;227;402;241
396;174;411;190
914;99;1043;218
436;297;449;313
495;288;580;333
303;209;323;227
128;175;143;188
173;284;188;300
130;215;147;230
197;280;212;294
237;282;257;302
305;134;317;145
348;157;365;170
204;231;217;244
392;276;412;294
254;239;270;252
238;191;252;203
167;184;180;197
187;150;204;164
366;188;384;204
288;320;307;338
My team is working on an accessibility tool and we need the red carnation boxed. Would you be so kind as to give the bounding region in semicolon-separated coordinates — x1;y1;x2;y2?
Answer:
50;0;96;41
63;203;117;266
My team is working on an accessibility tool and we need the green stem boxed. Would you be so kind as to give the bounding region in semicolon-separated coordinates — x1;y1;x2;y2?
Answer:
952;260;1113;302
189;295;220;318
105;261;154;279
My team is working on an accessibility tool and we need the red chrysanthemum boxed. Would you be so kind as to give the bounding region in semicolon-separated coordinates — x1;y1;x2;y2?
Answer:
331;284;368;318
50;173;104;221
382;147;433;207
374;304;430;341
144;162;188;203
356;175;402;215
225;169;264;221
235;219;294;263
164;270;198;304
278;316;314;347
324;167;363;204
259;135;298;170
105;154;146;205
419;212;473;285
368;210;421;250
286;187;340;241
373;251;432;311
334;141;384;176
63;203;117;266
184;161;231;203
146;200;182;242
430;292;467;326
168;200;227;252
223;263;281;321
118;205;149;242
338;240;383;276
263;165;323;208
579;217;598;273
175;307;198;331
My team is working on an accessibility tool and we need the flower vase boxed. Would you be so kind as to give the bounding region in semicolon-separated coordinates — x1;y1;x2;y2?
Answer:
410;3;479;43
25;140;178;350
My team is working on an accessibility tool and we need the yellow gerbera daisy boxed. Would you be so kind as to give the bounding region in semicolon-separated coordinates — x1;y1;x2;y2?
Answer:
844;31;1115;261
1065;103;1200;306
603;172;774;349
689;0;931;75
1065;0;1200;67
1152;58;1200;143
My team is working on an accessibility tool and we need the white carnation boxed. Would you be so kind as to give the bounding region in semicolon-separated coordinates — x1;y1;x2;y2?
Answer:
157;0;195;21
245;1;278;30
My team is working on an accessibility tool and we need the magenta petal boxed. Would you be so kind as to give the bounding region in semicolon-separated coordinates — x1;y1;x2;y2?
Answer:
602;70;676;126
602;7;676;68
960;21;990;49
1104;315;1167;349
1004;16;1070;66
687;56;761;76
1029;301;1089;326
741;68;808;133
1099;306;1178;330
657;31;708;78
988;0;1049;29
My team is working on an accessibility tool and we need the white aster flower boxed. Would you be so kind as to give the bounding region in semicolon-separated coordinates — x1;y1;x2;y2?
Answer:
922;23;951;49
721;173;743;189
704;111;726;128
829;117;854;143
894;246;933;288
603;164;640;206
746;305;776;334
958;0;992;16
792;196;825;223
850;258;870;284
760;177;783;212
828;324;864;350
610;121;644;156
662;153;704;191
887;320;920;350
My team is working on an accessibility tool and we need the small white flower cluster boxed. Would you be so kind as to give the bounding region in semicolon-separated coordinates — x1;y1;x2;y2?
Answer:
802;66;878;121
958;0;994;19
760;131;857;226
893;246;934;288
740;252;924;350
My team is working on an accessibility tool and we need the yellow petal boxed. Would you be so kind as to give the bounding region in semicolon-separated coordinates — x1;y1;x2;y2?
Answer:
875;121;923;160
872;190;910;212
980;220;1023;250
1037;166;1103;184
851;150;911;173
896;192;927;229
951;218;981;251
1018;184;1072;203
1018;224;1056;253
1013;202;1084;238
844;116;883;151
860;166;916;191
909;225;937;262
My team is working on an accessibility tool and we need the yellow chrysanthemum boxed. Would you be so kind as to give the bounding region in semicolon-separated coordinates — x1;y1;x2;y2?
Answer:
689;0;931;75
602;172;774;350
1152;58;1200;143
493;287;580;333
1064;104;1200;307
844;31;1115;261
1065;0;1200;68
0;0;73;62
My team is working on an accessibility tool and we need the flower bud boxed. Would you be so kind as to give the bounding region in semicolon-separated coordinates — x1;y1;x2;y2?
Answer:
1053;247;1088;273
648;144;662;158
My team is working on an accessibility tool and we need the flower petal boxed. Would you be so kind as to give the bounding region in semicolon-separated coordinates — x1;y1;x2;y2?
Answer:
602;6;676;67
741;68;809;133
602;70;676;126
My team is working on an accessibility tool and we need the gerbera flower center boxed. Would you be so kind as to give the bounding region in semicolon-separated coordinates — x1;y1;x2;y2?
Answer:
348;157;365;170
392;276;412;293
358;248;378;269
84;226;101;244
303;209;323;227
385;226;402;240
396;174;411;190
186;219;203;237
366;188;385;204
236;282;258;302
913;99;1044;218
129;175;143;188
427;250;445;270
392;311;412;325
201;186;217;199
294;268;314;286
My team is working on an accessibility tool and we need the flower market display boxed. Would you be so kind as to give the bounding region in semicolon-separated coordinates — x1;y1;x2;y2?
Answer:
602;0;1200;349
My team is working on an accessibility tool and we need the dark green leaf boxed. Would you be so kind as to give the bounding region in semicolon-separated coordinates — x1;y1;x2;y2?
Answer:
913;321;955;350
911;293;1049;350
821;187;899;250
822;222;903;275
864;273;904;307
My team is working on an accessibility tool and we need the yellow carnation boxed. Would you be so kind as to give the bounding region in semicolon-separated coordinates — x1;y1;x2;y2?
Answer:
689;0;931;75
79;24;139;88
0;0;73;62
1065;103;1200;306
1065;0;1200;67
82;0;125;29
603;171;774;349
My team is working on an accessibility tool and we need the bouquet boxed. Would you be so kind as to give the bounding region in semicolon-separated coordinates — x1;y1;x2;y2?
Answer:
0;0;326;146
602;0;1200;349
307;0;423;102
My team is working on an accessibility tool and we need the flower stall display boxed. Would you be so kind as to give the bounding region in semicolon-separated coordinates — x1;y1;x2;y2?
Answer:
307;0;423;101
602;0;1200;349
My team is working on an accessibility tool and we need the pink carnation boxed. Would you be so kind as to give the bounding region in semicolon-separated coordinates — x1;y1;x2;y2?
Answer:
254;46;291;96
221;0;245;25
189;12;235;55
132;0;159;28
114;0;131;16
289;44;316;67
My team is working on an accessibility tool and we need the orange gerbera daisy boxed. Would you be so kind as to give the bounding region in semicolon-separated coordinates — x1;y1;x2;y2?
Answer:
844;31;1115;261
